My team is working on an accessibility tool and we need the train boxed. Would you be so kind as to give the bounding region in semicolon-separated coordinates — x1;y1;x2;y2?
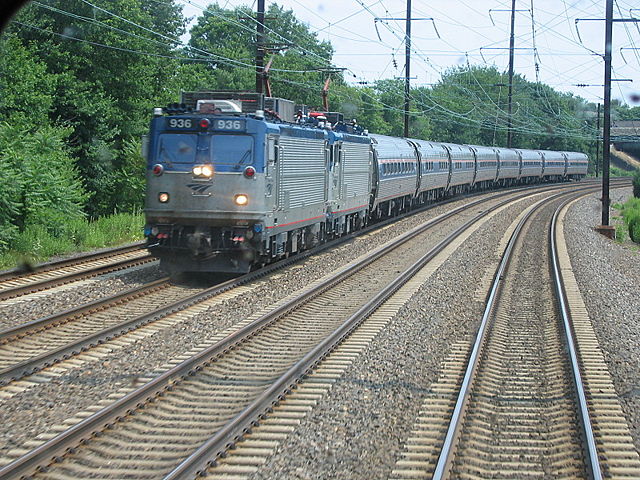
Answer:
143;91;589;274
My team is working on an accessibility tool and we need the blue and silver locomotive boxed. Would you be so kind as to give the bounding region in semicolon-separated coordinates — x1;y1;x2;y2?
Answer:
144;91;588;274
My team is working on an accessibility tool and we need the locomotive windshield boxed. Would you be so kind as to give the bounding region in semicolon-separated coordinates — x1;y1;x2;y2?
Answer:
157;134;197;164
210;134;253;169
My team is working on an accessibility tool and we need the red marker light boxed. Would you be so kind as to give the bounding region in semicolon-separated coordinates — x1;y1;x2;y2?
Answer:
152;164;164;176
199;118;210;128
243;166;256;178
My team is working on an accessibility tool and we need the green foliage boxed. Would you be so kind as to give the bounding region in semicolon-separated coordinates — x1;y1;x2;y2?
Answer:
0;122;87;252
633;170;640;198
412;65;592;154
0;34;57;124
187;3;335;107
610;166;636;177
7;0;187;216
0;212;144;270
615;221;627;243
620;197;640;244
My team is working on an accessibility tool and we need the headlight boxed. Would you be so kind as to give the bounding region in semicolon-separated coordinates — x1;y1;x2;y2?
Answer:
193;164;214;178
234;194;249;206
158;192;170;203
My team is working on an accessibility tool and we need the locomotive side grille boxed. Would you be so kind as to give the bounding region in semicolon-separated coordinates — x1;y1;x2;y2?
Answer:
342;143;371;199
278;137;326;209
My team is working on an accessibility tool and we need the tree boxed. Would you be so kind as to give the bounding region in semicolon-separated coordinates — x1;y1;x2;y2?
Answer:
187;3;334;107
6;0;187;216
0;122;87;251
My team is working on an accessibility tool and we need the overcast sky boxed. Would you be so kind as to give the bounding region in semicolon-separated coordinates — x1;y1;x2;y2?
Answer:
182;0;640;106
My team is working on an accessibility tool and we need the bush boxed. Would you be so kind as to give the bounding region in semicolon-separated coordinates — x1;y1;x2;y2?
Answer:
633;170;640;198
610;166;636;177
630;218;640;243
621;197;640;244
0;122;88;254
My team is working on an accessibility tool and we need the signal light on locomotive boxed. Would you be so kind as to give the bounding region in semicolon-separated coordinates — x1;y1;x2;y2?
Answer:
199;118;210;129
158;192;170;203
234;194;249;206
152;164;164;176
243;166;256;178
193;164;214;178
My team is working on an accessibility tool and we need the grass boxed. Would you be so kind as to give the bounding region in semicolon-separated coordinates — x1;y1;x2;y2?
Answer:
618;197;640;245
610;166;636;177
0;212;145;271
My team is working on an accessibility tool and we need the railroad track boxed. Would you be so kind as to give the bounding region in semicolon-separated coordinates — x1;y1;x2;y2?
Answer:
389;186;640;478
0;242;154;301
0;183;563;479
0;179;609;305
0;182;594;392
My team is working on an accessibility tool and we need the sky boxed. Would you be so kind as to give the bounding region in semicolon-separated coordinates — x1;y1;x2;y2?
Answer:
181;0;640;106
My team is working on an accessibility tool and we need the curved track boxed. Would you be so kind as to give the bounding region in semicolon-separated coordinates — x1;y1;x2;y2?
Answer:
0;185;551;480
0;183;588;390
389;184;640;479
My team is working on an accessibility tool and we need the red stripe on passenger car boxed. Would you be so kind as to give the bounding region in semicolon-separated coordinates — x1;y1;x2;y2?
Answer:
266;215;325;229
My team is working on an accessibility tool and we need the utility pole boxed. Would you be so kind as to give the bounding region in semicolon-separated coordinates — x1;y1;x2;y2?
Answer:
506;0;516;148
255;0;265;94
404;0;412;138
377;3;438;138
601;0;613;228
595;103;600;177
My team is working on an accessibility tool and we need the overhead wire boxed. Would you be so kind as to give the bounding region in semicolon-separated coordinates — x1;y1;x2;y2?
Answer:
12;0;607;141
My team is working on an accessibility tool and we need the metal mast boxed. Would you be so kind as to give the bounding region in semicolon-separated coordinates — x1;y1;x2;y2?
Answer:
404;0;411;138
601;0;613;226
256;0;265;94
506;0;516;148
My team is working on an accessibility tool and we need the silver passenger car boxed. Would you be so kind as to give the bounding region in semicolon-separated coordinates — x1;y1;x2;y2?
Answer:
541;150;567;179
495;147;521;184
444;143;475;193
518;149;544;181
410;139;450;200
370;134;419;215
470;145;499;187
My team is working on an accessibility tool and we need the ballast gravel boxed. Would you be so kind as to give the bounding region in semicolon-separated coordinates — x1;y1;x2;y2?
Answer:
0;188;534;458
4;183;636;477
563;186;640;453
0;263;167;330
249;193;535;480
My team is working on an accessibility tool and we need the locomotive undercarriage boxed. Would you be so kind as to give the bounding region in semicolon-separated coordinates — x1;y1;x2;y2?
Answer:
147;223;262;274
147;210;369;274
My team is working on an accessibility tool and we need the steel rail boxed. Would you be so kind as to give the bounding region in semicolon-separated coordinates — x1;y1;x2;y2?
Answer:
550;199;603;480
166;181;626;480
163;208;493;480
0;241;145;282
0;253;155;301
0;278;170;342
431;186;603;479
0;182;613;479
0;187;537;388
0;182;619;385
0;187;532;480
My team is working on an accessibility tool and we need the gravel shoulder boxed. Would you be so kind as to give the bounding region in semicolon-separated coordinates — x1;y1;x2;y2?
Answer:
564;186;640;453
